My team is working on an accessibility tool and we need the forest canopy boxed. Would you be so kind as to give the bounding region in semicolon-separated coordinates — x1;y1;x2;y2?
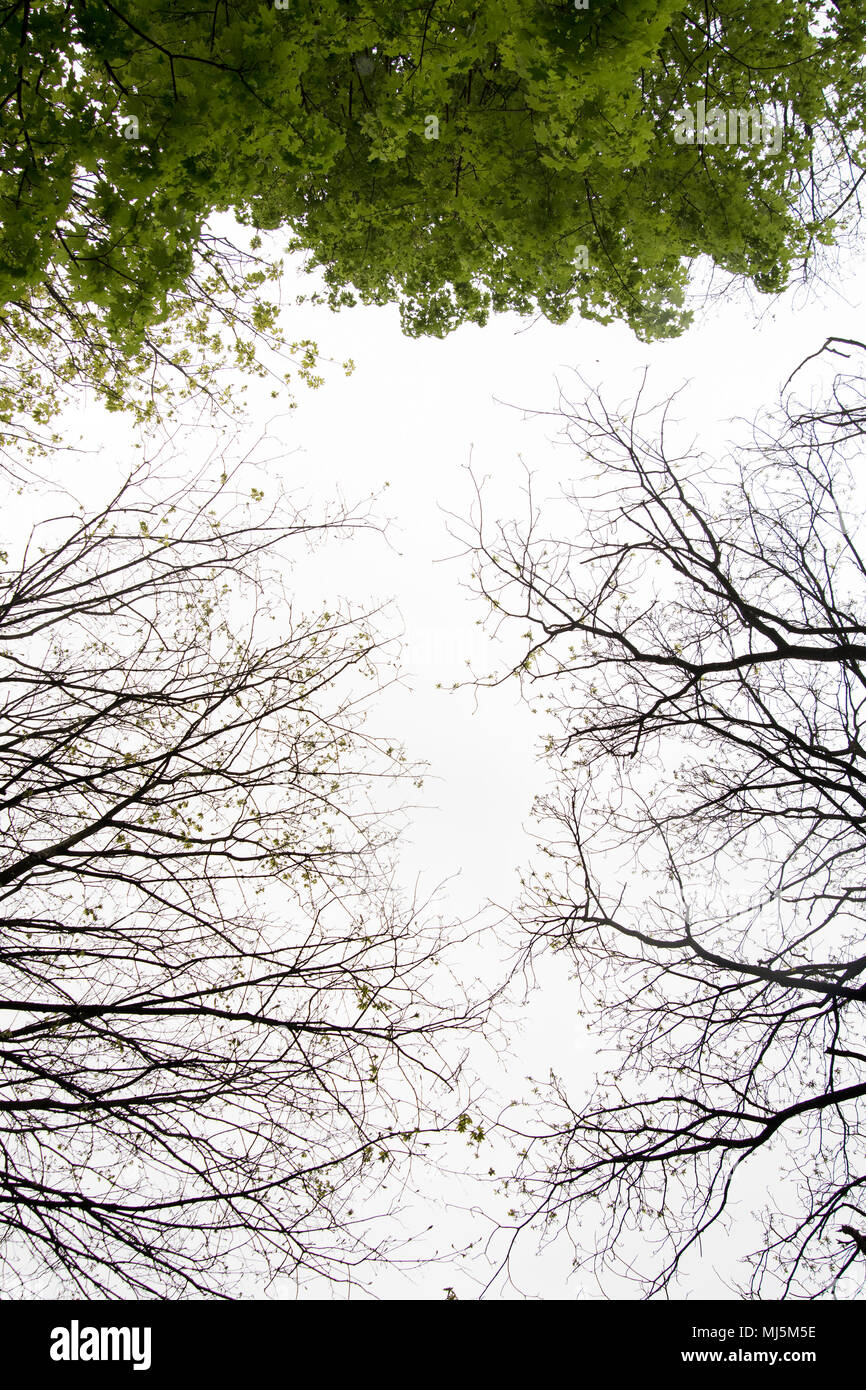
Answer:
1;0;864;396
5;0;866;1308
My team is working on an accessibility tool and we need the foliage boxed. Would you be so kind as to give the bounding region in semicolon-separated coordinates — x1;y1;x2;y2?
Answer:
1;0;864;380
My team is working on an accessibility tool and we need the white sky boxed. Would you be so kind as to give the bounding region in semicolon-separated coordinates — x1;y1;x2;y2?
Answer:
16;221;866;1300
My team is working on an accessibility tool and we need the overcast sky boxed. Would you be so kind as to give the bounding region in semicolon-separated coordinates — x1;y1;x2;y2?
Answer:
21;218;866;1300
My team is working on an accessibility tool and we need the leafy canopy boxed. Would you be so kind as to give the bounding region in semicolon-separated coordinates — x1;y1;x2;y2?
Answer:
1;0;865;374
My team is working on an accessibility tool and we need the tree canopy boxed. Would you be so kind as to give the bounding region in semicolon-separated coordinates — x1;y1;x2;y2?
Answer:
464;338;866;1298
1;0;864;388
0;449;486;1297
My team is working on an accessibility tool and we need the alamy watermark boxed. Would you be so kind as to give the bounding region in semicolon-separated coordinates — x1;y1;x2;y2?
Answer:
673;99;783;155
50;1320;152;1372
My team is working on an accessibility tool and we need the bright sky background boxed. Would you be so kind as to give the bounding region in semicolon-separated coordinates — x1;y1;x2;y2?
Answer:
19;216;866;1300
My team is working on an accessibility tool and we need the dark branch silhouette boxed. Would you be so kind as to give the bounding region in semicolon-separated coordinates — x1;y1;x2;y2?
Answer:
0;446;485;1297
463;339;866;1299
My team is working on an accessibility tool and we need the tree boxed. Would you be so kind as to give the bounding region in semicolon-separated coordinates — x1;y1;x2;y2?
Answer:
0;1;355;457
464;337;866;1298
0;222;346;457
2;0;865;374
0;444;484;1298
